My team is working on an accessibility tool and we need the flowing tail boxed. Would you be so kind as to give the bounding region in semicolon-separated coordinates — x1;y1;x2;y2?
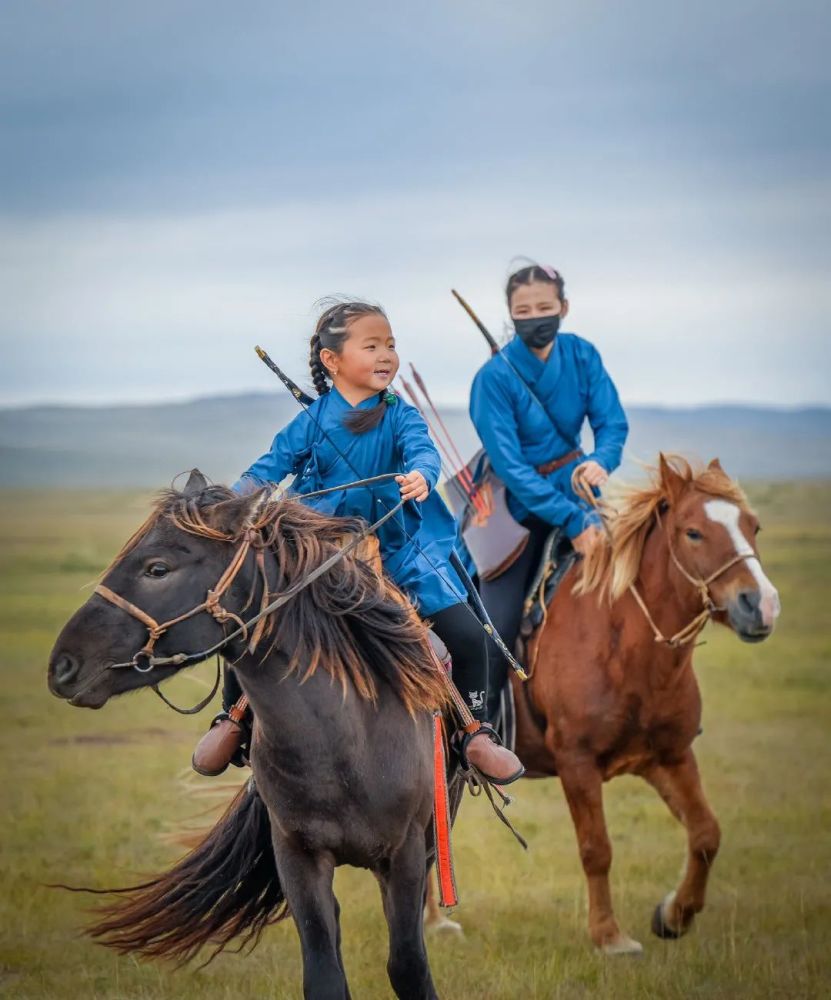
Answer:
58;780;288;965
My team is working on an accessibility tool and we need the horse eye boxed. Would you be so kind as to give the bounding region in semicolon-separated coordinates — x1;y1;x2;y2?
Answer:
145;562;170;578
686;529;703;542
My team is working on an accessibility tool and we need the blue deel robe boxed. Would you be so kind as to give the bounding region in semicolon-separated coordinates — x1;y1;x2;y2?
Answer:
469;332;628;539
233;388;467;617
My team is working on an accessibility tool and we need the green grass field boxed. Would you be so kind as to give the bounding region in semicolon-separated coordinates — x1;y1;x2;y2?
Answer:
1;483;829;999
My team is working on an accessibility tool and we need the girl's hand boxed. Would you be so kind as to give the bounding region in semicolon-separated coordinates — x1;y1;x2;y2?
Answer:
396;470;429;502
575;460;608;489
571;524;604;557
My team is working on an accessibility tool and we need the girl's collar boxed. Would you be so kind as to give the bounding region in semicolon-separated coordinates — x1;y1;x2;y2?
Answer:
330;385;382;410
506;333;564;383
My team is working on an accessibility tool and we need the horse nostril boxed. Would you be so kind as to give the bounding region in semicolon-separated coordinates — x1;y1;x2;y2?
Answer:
53;653;80;686
737;590;760;616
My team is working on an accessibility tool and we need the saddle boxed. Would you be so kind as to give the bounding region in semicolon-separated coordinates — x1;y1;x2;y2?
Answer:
516;528;578;661
495;528;579;750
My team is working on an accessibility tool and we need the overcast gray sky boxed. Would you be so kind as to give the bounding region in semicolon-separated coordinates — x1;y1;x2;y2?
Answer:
1;1;829;407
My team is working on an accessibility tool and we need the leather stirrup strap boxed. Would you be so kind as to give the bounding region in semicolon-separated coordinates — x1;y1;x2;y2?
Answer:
432;712;458;907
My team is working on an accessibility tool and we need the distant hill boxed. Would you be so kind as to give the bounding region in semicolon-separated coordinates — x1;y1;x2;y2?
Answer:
1;393;829;487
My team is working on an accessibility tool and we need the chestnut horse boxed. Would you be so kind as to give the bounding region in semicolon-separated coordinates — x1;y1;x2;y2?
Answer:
506;455;781;954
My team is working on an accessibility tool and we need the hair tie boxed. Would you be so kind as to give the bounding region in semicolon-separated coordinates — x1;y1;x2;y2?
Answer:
541;264;560;281
383;389;397;406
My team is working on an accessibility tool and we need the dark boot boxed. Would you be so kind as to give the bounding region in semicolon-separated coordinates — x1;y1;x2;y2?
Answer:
460;722;524;785
192;698;250;777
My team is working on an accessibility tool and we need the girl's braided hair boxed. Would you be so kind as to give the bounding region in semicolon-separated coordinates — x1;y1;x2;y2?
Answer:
309;299;392;433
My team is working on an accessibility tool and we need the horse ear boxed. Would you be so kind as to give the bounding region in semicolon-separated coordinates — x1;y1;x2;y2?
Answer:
658;453;686;503
204;491;267;536
708;457;724;472
183;469;209;496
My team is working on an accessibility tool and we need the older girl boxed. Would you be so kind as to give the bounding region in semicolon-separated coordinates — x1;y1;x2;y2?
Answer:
470;264;628;717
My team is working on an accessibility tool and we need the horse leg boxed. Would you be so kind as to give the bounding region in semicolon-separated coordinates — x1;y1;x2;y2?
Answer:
423;864;464;936
271;832;349;1000
333;897;352;1000
642;749;721;939
379;827;438;1000
558;759;643;955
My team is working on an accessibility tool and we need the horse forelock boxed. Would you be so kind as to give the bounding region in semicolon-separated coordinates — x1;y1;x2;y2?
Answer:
104;486;447;715
577;456;751;602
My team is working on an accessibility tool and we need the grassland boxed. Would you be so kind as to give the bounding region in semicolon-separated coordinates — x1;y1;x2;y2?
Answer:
1;482;829;999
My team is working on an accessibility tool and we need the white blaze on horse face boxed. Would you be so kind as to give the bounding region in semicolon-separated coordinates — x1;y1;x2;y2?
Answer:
704;500;781;628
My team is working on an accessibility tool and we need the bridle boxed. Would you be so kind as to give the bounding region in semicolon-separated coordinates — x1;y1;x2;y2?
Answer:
92;526;271;713
573;473;754;649
628;510;750;648
81;478;406;713
95;528;269;673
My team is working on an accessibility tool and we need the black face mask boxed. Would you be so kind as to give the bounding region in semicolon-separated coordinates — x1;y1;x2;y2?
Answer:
514;314;560;350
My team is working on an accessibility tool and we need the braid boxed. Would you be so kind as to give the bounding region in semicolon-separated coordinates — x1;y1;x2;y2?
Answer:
309;333;330;397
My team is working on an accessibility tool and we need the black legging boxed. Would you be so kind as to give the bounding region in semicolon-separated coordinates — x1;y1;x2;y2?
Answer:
480;515;552;720
430;601;489;722
221;600;491;723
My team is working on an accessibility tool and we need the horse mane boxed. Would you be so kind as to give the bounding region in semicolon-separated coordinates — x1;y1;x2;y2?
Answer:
112;485;448;716
576;456;751;602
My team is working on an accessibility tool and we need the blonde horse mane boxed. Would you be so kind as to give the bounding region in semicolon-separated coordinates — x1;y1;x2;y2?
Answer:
576;455;751;602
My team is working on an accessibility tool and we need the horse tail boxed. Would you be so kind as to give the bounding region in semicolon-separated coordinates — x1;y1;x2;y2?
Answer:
82;779;287;964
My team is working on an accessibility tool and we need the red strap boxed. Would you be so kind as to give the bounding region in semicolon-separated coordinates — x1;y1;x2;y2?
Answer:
433;713;458;907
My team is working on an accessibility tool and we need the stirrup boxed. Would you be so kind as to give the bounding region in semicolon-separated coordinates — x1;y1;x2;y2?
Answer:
457;722;525;786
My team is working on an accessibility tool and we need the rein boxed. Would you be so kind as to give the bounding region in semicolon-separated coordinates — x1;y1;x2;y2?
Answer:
92;475;405;713
573;472;751;649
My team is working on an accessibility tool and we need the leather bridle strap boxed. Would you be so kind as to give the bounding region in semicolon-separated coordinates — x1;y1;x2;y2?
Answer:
94;529;257;672
95;493;406;678
572;470;753;649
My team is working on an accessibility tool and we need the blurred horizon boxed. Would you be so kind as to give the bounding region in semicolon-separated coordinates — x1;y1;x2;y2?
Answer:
2;1;829;409
3;392;829;487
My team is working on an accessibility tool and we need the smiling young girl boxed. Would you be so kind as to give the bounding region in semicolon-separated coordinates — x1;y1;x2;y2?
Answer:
193;299;524;784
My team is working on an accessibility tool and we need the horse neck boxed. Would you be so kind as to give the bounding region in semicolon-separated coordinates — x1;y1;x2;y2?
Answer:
233;648;384;771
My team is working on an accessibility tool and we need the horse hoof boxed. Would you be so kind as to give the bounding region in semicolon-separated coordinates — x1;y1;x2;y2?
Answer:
601;935;643;956
651;896;685;940
425;915;465;937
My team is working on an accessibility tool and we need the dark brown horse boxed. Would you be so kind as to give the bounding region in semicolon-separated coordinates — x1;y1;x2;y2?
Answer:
48;471;461;1000
507;455;781;954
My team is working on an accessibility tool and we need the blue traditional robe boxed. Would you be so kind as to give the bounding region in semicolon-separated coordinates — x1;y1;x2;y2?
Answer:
469;332;628;538
234;388;466;617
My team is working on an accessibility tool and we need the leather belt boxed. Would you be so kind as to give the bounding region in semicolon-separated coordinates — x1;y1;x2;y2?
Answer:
536;449;583;477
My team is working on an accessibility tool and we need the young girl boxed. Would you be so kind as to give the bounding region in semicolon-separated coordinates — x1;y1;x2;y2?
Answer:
470;264;628;719
193;299;524;784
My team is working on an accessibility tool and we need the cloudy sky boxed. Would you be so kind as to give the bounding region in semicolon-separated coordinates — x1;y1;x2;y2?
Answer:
1;1;829;407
